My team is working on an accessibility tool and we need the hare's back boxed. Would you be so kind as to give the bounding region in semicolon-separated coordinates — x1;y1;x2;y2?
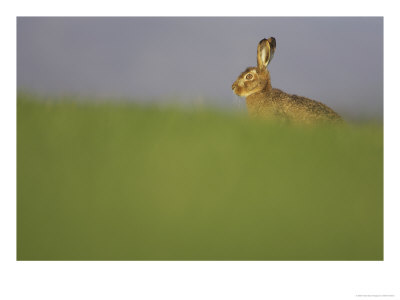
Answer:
269;88;342;122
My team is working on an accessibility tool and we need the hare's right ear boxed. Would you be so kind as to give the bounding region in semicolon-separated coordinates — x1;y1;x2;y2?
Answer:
257;37;276;70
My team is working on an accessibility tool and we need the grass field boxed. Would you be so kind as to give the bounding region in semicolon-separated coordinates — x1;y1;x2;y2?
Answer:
17;94;383;260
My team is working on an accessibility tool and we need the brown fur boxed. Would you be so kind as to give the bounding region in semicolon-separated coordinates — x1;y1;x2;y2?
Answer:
232;37;342;124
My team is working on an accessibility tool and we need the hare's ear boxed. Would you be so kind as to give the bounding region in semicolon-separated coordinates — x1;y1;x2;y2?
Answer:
257;37;276;70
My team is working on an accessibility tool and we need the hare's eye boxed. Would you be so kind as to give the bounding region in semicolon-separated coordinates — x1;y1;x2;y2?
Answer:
245;73;253;80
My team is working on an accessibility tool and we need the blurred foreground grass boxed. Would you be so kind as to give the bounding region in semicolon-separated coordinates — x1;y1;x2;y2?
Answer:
17;95;383;260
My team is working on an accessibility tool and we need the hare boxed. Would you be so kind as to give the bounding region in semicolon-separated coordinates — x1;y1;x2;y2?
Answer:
232;37;342;123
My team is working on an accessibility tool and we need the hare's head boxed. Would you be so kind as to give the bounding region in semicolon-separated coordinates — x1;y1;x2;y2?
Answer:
232;37;276;97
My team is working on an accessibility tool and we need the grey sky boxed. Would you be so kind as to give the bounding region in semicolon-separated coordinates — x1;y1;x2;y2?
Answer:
17;17;383;119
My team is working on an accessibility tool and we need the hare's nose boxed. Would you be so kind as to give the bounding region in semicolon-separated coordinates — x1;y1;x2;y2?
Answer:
232;83;236;90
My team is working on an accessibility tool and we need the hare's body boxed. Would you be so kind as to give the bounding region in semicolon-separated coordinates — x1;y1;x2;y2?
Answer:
247;88;342;123
232;37;342;123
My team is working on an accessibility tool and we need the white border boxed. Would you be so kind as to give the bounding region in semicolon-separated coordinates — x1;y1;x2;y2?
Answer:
2;1;399;299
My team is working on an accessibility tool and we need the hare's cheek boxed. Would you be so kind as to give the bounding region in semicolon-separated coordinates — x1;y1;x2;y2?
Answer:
244;81;255;90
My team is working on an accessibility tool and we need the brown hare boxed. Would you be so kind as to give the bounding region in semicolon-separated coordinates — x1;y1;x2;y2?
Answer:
232;37;342;123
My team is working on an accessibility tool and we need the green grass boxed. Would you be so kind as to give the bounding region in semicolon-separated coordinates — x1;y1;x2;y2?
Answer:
17;94;383;260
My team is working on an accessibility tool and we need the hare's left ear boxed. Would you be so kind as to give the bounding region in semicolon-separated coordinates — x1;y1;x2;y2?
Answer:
257;37;276;70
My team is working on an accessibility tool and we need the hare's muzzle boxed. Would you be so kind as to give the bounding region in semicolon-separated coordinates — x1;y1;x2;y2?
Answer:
232;81;242;96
